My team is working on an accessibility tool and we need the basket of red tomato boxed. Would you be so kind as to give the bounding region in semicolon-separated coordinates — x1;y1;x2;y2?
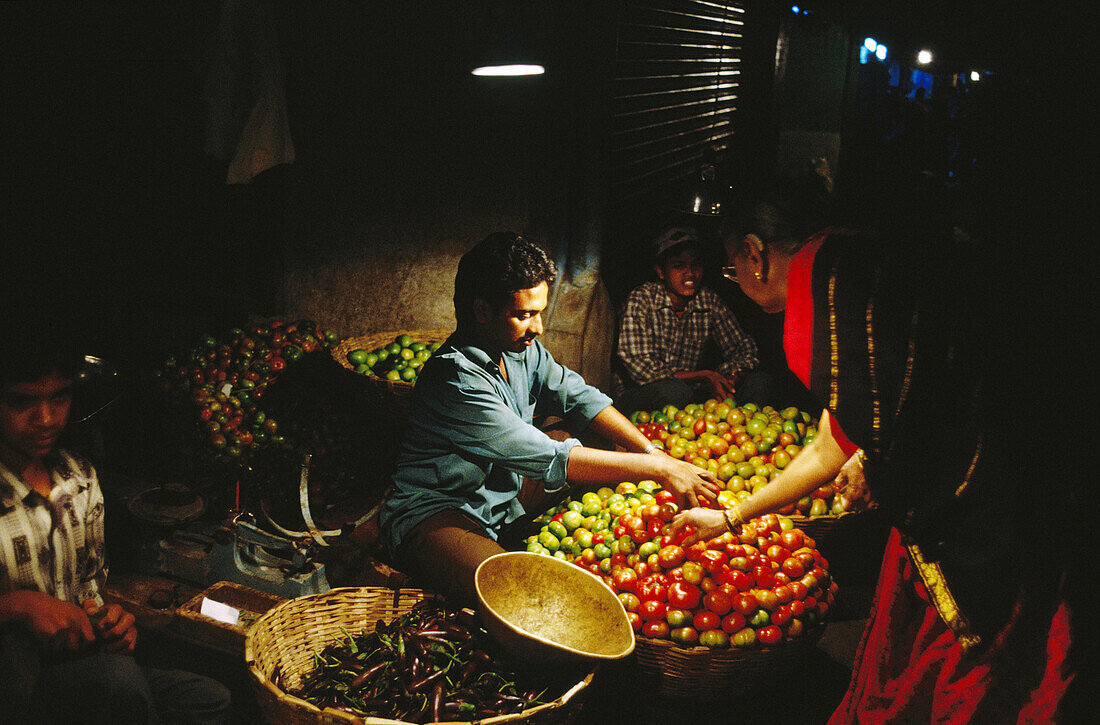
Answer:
524;483;837;701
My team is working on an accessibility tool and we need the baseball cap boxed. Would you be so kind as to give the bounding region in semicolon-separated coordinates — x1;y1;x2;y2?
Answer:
654;227;699;260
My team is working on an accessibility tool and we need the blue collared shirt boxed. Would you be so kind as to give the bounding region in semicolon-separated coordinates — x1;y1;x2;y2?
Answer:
379;333;612;555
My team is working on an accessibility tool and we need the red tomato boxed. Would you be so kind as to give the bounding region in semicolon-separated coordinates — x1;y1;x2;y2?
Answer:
642;620;670;639
771;604;793;626
654;489;676;505
779;529;804;551
626;611;642;632
693;610;720;632
699;549;728;574
766;544;790;564
753;565;776;589
657;545;686;569
639;599;668;622
789;581;809;600
773;584;793;604
754;589;780;612
666;566;684;583
637;576;668;603
703;590;733;616
781;557;806;579
785;617;805;640
757;625;783;646
720;612;747;634
719;569;752;591
611;567;638;594
667;581;702;610
732;592;758;616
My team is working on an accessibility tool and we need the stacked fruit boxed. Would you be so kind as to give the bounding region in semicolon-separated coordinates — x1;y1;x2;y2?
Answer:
345;333;443;385
156;319;341;464
525;485;836;648
631;399;846;517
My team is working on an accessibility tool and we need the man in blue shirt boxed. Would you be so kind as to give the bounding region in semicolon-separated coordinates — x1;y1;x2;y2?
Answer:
379;232;720;605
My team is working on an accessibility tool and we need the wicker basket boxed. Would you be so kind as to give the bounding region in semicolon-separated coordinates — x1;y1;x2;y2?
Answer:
244;586;594;725
331;330;453;394
631;627;823;701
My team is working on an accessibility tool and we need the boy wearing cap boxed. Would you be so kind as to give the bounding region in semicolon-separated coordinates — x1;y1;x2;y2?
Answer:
614;227;770;415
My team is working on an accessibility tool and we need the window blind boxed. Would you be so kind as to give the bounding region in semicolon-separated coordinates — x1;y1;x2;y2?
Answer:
611;0;747;200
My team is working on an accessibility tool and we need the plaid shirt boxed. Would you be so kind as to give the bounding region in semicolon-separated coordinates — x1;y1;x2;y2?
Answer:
0;450;107;607
615;281;758;393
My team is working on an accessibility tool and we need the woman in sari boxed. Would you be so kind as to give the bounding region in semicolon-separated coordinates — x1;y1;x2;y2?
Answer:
666;178;1077;722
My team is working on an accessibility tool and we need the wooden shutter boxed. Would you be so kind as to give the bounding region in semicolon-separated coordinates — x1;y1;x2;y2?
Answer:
611;0;748;200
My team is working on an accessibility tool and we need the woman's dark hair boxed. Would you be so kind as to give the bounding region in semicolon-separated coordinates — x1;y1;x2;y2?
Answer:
0;315;85;387
741;172;834;255
454;232;558;330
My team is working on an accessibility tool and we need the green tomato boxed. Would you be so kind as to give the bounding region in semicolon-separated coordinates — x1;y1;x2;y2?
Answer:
547;520;568;540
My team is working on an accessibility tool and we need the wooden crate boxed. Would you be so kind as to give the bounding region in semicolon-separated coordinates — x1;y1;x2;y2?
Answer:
172;581;286;656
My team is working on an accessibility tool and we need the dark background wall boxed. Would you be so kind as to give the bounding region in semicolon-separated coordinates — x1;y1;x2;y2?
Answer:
2;1;1084;394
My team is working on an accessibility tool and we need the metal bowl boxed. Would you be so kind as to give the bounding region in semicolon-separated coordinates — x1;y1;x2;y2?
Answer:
474;551;635;663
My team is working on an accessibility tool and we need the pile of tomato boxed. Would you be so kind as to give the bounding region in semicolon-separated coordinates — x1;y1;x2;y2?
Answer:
526;484;836;648
155;319;341;465
631;399;846;517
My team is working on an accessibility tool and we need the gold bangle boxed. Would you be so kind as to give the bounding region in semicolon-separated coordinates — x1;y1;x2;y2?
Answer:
723;506;744;532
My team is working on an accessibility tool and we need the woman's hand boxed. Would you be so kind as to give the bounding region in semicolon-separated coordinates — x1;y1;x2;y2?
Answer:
84;599;138;653
832;451;873;512
658;457;721;509
664;507;728;546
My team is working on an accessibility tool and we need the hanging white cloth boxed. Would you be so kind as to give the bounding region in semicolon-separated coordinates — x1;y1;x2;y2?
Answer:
203;0;295;184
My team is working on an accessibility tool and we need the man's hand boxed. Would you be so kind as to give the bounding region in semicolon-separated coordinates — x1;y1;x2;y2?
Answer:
83;599;138;653
658;457;721;509
699;370;737;401
5;590;96;653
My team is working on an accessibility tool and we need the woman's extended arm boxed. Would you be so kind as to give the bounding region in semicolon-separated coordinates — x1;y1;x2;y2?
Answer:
666;409;850;543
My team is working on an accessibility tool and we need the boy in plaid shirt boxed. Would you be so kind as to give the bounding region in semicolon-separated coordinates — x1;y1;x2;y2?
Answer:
614;227;774;415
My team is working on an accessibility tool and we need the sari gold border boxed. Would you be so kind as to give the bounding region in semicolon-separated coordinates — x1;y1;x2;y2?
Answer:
866;269;881;455
905;540;982;652
828;263;840;410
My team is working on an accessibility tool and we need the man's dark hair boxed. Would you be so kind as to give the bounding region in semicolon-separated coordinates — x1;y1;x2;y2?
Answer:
0;315;85;387
454;232;557;330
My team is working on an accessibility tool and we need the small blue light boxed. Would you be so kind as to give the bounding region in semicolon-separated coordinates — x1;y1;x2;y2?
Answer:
801;9;810;14
859;46;869;65
875;44;887;61
790;5;799;13
863;37;878;52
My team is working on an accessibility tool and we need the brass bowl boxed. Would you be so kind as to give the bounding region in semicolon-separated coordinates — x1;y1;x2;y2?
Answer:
474;551;635;663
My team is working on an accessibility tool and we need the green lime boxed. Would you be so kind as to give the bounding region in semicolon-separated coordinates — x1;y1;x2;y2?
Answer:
396;334;414;347
347;348;370;366
386;369;402;381
400;367;417;382
386;342;401;355
355;363;371;374
410;342;427;352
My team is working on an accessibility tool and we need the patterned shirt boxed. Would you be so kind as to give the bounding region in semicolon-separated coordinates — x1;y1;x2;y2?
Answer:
615;281;759;393
0;450;107;607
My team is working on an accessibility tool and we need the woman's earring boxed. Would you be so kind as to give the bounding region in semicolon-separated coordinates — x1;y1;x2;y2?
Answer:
754;271;764;281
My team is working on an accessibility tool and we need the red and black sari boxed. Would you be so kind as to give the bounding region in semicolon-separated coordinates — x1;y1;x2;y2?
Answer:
783;232;1075;722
